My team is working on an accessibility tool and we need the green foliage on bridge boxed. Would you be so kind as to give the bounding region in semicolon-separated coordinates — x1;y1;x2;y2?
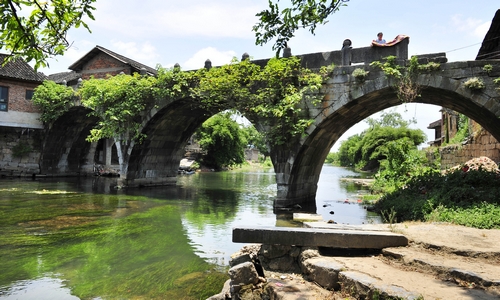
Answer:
32;80;77;124
80;73;159;143
370;55;440;104
34;56;325;148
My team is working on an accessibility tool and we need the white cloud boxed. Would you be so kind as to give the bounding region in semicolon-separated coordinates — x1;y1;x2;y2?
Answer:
110;40;160;69
183;47;237;70
92;1;262;39
451;15;485;35
474;21;491;38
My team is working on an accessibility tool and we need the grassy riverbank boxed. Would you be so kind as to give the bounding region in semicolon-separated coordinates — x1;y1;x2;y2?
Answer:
220;160;500;229
327;154;500;230
374;167;500;229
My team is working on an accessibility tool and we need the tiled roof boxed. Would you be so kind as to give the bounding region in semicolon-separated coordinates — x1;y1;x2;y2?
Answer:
427;119;441;129
68;45;157;76
48;71;81;84
476;9;500;60
0;54;47;82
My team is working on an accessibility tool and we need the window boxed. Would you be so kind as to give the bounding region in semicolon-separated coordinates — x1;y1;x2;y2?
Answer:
26;89;34;100
0;86;8;112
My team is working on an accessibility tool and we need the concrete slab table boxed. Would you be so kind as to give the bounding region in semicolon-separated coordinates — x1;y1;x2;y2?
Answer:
232;226;408;249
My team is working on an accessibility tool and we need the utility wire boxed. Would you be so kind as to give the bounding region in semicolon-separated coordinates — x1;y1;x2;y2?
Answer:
445;42;482;53
445;36;500;56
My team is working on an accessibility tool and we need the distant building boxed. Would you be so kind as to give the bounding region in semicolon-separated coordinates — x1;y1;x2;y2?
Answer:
427;109;460;147
427;9;500;167
0;54;47;129
49;45;157;87
0;54;47;176
476;9;500;60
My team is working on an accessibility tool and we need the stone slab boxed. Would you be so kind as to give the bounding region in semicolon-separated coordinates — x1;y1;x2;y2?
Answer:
293;213;323;221
303;222;390;231
339;271;422;300
232;226;408;249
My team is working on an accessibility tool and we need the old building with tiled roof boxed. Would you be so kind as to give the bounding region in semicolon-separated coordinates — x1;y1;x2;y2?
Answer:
427;9;500;168
46;45;157;88
67;45;157;80
0;54;47;176
0;54;46;128
47;70;81;87
476;9;500;60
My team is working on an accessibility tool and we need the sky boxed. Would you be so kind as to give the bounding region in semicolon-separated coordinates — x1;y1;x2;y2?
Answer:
31;0;499;151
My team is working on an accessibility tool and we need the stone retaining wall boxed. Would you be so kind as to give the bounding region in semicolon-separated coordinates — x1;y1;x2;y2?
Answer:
0;127;42;176
434;130;500;169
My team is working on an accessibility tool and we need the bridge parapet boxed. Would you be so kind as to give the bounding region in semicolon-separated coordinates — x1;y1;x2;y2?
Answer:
252;36;410;70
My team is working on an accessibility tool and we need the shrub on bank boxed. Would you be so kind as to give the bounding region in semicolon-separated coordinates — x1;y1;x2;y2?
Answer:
375;168;500;229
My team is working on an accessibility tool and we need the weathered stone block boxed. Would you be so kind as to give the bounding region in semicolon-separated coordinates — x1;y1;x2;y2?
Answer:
259;244;291;259
301;257;344;290
228;261;260;286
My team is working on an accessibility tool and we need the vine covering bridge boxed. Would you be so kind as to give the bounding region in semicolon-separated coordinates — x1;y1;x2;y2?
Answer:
41;37;500;210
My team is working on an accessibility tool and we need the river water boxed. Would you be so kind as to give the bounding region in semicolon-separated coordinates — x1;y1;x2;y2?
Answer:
0;165;379;299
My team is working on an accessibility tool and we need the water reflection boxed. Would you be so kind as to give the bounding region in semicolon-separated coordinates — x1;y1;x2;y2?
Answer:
0;276;78;300
0;165;379;299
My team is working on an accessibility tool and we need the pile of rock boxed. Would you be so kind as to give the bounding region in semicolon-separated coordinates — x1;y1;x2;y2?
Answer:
446;156;499;173
207;244;338;300
207;245;266;300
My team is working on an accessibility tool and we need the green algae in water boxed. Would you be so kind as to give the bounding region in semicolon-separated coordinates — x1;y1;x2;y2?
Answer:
0;185;228;299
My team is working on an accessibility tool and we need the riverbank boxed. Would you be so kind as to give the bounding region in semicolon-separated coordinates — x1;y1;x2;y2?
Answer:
210;221;500;299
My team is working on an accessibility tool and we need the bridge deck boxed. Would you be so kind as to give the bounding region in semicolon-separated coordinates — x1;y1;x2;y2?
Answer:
232;226;408;249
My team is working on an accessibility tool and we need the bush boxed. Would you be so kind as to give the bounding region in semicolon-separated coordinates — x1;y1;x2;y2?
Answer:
375;168;500;229
12;141;32;158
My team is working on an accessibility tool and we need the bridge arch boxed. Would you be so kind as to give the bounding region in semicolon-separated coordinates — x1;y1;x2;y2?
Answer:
274;62;500;209
122;96;212;186
40;106;99;175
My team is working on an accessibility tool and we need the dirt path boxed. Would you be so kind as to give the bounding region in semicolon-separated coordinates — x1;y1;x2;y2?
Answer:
269;222;500;299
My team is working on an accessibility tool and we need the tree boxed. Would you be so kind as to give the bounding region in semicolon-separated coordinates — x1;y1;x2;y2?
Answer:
0;0;96;70
336;112;426;170
197;112;247;170
253;0;349;56
337;133;362;167
240;124;270;161
365;110;415;129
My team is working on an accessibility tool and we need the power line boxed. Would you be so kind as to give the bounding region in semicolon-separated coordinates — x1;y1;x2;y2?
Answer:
445;36;500;55
445;42;482;53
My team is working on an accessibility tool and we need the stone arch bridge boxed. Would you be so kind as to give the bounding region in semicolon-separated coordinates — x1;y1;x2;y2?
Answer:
40;39;500;210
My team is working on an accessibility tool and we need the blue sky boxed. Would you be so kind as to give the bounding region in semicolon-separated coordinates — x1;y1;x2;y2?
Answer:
34;0;498;151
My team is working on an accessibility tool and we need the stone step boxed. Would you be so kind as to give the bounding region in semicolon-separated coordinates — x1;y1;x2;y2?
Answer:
303;255;500;299
232;226;408;249
382;246;500;291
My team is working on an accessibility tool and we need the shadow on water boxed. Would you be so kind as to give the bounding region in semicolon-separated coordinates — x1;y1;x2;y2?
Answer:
0;165;378;299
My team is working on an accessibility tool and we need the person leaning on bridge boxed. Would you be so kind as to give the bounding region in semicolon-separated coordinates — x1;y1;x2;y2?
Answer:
374;32;386;44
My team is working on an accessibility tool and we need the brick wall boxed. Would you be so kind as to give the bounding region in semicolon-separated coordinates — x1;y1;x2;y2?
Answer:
433;129;500;169
80;53;131;79
0;78;40;113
